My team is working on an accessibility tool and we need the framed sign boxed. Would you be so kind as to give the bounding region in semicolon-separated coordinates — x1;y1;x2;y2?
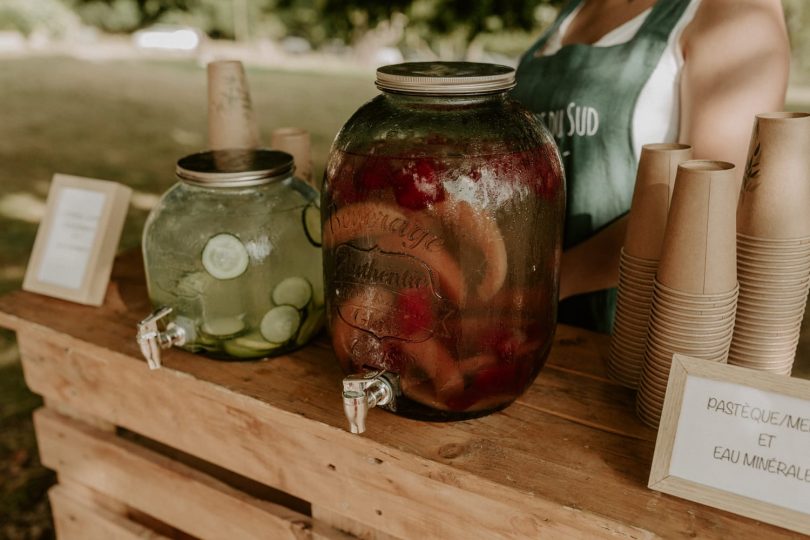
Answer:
23;174;132;306
650;354;810;535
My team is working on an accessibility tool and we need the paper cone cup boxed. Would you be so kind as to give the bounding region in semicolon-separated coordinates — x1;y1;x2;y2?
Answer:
207;60;260;151
737;245;810;261
621;250;660;267
658;161;739;295
734;312;805;327
738;232;810;248
624;144;693;260
738;261;810;276
271;127;313;185
737;112;810;239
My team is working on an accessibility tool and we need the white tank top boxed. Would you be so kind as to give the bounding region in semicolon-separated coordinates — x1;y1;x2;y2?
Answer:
540;0;702;160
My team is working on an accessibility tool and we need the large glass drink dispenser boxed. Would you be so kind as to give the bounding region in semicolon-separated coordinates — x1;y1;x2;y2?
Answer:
138;149;324;368
323;62;565;432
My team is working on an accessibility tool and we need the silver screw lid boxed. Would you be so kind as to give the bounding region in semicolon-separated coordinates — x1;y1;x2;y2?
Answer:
176;149;295;187
376;62;516;96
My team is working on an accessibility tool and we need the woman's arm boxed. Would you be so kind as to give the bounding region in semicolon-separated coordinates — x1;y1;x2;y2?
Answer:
679;0;790;176
559;216;627;300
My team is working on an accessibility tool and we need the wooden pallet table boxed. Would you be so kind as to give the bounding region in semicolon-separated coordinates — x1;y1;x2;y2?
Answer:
0;251;804;539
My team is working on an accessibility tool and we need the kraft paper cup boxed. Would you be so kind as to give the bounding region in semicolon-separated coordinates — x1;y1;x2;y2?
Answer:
657;161;739;295
739;273;810;285
617;295;657;316
621;250;660;267
732;356;794;363
737;291;808;304
653;279;738;300
609;249;661;388
652;307;738;326
650;322;735;342
737;246;810;261
610;330;649;354
738;286;810;302
608;325;650;389
737;112;810;239
731;330;801;347
619;265;657;280
737;264;810;279
737;291;810;306
737;231;810;247
207;60;260;151
611;321;650;342
653;284;739;306
646;337;731;358
624;144;693;260
613;308;653;328
734;312;806;327
652;291;739;310
611;330;651;352
651;299;738;319
737;255;810;269
271;127;313;186
651;320;736;339
729;352;796;367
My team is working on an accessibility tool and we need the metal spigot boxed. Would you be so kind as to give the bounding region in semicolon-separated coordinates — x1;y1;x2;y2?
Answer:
342;370;399;434
136;307;187;370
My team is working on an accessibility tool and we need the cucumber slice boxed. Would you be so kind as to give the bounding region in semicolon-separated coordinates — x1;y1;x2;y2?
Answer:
223;332;283;358
295;307;325;346
302;202;322;247
272;277;312;310
223;342;265;359
260;305;301;343
200;316;246;338
202;233;249;280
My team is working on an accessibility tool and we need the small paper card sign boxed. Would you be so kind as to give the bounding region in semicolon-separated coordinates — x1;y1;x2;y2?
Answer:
23;174;132;306
649;354;810;535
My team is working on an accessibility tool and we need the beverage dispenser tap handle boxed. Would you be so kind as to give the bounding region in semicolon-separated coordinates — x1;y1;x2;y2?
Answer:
136;307;187;370
342;370;398;434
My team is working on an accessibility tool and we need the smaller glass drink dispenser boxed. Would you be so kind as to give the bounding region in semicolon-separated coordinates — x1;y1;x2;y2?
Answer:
138;149;324;368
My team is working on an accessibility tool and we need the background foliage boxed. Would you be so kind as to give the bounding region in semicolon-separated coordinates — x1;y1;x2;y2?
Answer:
2;0;808;79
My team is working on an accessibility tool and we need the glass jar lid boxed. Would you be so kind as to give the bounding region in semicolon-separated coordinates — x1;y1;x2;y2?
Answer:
376;62;515;96
176;149;294;188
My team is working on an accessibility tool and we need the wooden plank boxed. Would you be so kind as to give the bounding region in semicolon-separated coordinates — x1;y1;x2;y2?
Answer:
35;408;350;540
16;326;801;540
546;324;614;380
312;507;402;540
44;398;115;432
49;484;169;540
19;327;643;539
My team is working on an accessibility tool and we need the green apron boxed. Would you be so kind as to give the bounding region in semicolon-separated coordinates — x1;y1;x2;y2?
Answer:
513;0;691;333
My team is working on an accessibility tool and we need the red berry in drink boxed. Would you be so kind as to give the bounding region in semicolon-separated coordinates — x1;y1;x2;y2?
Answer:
393;158;446;209
356;156;390;192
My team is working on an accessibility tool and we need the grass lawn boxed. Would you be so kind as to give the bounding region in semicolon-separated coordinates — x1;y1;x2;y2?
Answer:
0;56;377;295
0;55;376;539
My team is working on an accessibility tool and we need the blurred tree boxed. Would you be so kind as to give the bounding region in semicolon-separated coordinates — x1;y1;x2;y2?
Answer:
0;0;82;37
71;0;194;29
783;0;810;83
276;0;559;44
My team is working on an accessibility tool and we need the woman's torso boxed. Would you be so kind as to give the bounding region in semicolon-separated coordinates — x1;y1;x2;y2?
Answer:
512;0;700;332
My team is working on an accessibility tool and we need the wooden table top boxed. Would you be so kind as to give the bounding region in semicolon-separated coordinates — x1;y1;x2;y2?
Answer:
0;251;802;539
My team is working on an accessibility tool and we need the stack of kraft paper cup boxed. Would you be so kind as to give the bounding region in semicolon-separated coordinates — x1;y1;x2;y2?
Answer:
730;112;810;375
637;161;739;428
608;144;692;388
